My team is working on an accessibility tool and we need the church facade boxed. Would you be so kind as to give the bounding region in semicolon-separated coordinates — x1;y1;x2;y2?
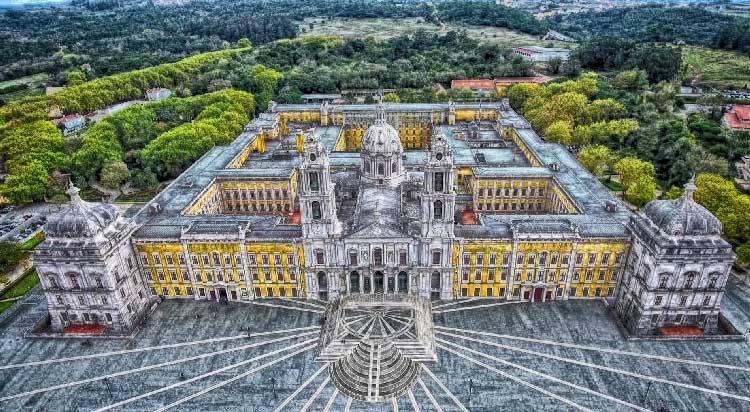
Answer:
36;101;735;336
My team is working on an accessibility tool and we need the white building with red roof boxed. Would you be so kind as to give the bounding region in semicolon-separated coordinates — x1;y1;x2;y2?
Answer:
723;104;750;131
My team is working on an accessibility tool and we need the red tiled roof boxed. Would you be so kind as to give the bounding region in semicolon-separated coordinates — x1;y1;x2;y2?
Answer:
460;209;478;225
451;79;494;90
64;324;106;335
494;76;551;84
724;112;750;129
658;326;703;337
287;211;301;225
735;105;750;121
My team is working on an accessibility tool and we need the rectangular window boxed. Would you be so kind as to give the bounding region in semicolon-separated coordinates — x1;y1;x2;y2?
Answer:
502;253;510;265
476;253;484;265
350;251;358;266
615;252;623;264
187;287;194;295
202;254;209;265
287;253;294;265
575;253;583;265
679;296;688;307
248;254;256;265
489;253;497;265
316;252;325;265
174;287;181;296
165;254;174;265
588;253;597;265
262;254;269;265
462;271;469;282
602;253;611;265
463;253;470;266
140;253;148;265
570;287;577;297
399;251;407;266
161;287;168;296
432;251;441;266
488;269;495;281
152;253;162;265
473;287;480;297
474;270;481;281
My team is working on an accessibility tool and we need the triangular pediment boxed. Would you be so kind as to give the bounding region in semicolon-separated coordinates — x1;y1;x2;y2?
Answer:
346;222;409;239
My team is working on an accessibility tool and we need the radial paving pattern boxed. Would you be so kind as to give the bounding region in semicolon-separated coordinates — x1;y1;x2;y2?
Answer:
1;281;750;411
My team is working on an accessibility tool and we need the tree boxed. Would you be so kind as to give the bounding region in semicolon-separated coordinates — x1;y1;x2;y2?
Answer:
547;57;563;75
625;176;657;207
382;93;401;103
578;145;613;177
544;121;573;145
614;156;657;200
0;242;25;274
0;160;49;203
612;69;648;91
100;161;130;189
662;186;682;200
238;37;252;48
66;70;86;86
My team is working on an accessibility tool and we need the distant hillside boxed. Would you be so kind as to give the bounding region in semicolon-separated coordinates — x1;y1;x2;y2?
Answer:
549;5;750;53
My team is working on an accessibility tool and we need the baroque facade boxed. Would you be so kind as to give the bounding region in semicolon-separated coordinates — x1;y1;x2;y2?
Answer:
38;101;735;336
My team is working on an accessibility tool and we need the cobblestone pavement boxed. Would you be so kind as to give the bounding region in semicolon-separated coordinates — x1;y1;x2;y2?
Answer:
0;278;749;411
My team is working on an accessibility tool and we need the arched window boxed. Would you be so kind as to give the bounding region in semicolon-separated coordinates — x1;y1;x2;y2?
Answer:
311;201;322;220
398;271;409;293
434;200;443;220
684;272;696;289
392;161;398;174
350;272;361;293
317;271;328;290
68;273;80;289
47;275;58;289
539;252;548;265
431;271;441;290
658;273;670;289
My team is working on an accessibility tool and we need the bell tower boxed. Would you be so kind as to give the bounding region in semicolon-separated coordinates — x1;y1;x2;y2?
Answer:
299;130;341;238
298;130;341;300
421;130;455;238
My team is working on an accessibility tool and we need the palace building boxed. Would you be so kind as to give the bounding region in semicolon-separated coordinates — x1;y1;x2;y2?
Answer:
37;101;735;337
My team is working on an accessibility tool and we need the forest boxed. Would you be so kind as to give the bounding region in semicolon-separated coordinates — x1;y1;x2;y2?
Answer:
550;5;750;54
0;0;545;86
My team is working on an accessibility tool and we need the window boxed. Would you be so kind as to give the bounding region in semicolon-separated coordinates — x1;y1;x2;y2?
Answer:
502;253;510;265
659;275;669;289
463;253;470;266
248;254;256;265
679;296;688;307
69;274;80;289
434;172;444;192
488;269;495;281
373;248;383;266
528;254;536;265
202;254;209;265
174;287;181;296
551;253;558;264
433;200;443;220
703;296;711;306
236;254;243;265
170;270;177;281
432;251;441;266
602;253;610;265
140;253;148;265
224;254;232;266
212;252;221;266
264;272;272;282
316;251;325;265
462;271;469;282
575;253;583;265
655;296;663;306
178;253;186;265
612;269;619;281
597;271;605;281
78;296;85;305
309;172;320;192
56;296;63;305
261;254;269;265
286;254;294;265
585;270;593;281
709;277;718;289
489;253;497;265
191;254;199;265
539;252;547;265
475;270;481;281
684;273;695;289
311;201;322;220
588;253;597;265
615;252;623;264
399;251;407;266
47;276;58;288
562;254;570;265
517;253;524;265
392;162;398;174
252;273;259;281
153;253;162;265
187;287;194;296
377;163;385;175
477;253;484;265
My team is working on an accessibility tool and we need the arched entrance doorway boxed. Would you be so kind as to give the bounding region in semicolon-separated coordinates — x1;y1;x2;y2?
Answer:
374;271;385;293
431;271;441;300
317;271;328;301
397;271;408;293
350;271;361;293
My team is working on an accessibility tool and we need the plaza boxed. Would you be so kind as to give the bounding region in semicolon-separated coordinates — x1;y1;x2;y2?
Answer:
0;276;749;411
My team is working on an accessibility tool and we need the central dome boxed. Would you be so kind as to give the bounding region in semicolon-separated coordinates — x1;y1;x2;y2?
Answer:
361;104;402;155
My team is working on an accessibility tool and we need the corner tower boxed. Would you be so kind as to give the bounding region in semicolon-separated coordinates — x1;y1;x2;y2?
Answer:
35;184;152;335
615;179;735;336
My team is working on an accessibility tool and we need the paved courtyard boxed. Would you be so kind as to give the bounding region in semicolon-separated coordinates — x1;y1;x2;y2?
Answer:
1;277;750;411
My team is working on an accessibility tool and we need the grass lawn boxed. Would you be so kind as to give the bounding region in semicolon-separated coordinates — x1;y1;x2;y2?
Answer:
0;73;50;102
600;178;623;192
298;17;567;49
20;233;45;251
682;46;750;90
0;270;39;315
117;186;163;203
